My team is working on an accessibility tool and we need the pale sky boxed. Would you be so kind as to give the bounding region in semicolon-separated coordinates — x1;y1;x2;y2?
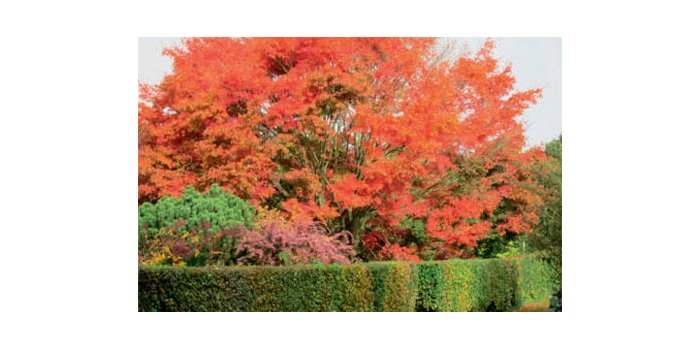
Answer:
139;38;561;146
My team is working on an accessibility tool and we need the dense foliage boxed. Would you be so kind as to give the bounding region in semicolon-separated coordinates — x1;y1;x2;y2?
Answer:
528;137;562;286
139;38;546;260
139;224;241;266
138;256;553;311
139;212;355;266
138;185;255;238
466;137;562;309
234;221;355;265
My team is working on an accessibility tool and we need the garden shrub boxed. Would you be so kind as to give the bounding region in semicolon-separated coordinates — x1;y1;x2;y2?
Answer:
367;262;417;311
139;256;554;312
138;185;255;239
515;255;556;305
139;219;356;267
139;263;374;311
139;225;246;266
415;260;490;311
415;256;552;311
235;221;356;266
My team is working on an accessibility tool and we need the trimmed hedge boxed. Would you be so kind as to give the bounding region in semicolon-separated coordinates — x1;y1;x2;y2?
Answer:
416;259;516;311
139;256;553;312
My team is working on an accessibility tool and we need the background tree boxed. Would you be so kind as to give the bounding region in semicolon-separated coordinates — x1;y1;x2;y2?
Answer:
528;136;562;285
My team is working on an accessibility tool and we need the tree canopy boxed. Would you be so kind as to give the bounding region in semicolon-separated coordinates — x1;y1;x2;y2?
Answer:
139;38;546;260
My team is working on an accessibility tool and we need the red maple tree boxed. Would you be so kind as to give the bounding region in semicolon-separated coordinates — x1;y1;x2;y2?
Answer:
139;38;545;260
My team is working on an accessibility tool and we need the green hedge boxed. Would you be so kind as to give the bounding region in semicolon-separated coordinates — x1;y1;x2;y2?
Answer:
416;259;513;311
139;256;553;312
516;255;556;305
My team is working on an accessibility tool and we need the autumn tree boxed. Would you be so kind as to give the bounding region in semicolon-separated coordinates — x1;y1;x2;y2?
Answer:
139;38;545;261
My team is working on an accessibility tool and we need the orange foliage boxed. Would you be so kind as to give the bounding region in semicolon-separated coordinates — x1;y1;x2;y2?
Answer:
381;244;421;263
139;38;544;259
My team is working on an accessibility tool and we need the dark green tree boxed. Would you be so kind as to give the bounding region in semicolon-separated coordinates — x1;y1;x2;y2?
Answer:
528;136;562;310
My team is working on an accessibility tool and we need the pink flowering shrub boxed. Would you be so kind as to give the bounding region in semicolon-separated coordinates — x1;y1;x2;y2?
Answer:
236;221;355;266
139;218;355;266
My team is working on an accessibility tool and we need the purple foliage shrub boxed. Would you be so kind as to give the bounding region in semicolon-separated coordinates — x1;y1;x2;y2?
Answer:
139;219;356;266
235;221;355;266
